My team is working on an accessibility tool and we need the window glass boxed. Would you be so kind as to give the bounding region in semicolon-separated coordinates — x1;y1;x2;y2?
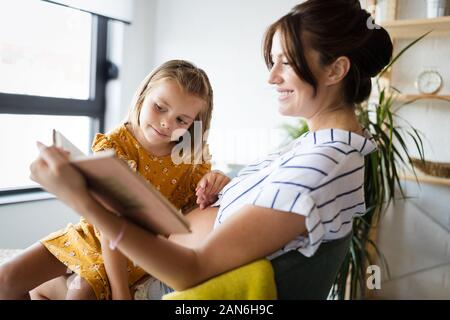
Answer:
0;0;92;99
0;114;92;191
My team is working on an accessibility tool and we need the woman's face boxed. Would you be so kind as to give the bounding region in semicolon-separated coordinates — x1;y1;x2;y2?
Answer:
268;31;326;118
138;79;204;148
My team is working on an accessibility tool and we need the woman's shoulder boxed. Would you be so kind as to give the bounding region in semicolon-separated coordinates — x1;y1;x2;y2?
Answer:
262;128;374;190
292;128;376;159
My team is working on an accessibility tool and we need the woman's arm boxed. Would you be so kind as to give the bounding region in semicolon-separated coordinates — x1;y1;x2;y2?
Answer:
31;144;307;291
100;234;132;300
72;196;307;291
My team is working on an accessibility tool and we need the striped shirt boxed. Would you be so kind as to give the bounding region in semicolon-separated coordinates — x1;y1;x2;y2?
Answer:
213;128;377;259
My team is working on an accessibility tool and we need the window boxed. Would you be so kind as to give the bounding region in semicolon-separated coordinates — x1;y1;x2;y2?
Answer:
0;114;92;191
0;0;107;193
0;0;92;99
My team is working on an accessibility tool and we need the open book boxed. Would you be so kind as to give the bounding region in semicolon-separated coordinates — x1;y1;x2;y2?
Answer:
52;130;191;236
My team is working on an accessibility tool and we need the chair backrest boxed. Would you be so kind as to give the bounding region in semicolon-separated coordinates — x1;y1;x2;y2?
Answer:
271;233;351;300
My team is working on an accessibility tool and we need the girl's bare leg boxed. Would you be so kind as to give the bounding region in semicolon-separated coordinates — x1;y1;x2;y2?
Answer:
64;274;97;300
29;274;97;300
0;242;68;300
5;207;218;300
29;275;70;300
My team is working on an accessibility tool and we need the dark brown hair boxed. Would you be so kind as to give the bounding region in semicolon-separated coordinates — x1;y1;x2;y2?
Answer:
263;0;393;105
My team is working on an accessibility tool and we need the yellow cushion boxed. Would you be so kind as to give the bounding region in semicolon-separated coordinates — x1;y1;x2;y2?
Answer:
162;259;277;300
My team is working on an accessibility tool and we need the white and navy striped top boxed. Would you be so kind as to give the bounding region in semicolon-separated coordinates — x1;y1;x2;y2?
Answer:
213;128;377;259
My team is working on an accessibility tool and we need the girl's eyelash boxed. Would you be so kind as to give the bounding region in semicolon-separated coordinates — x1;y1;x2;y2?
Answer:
154;104;187;125
177;118;188;125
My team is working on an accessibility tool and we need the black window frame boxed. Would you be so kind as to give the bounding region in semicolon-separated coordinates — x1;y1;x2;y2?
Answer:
0;12;108;197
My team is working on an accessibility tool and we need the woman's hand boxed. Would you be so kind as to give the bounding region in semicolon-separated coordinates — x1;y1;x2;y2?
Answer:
195;171;230;210
29;142;90;207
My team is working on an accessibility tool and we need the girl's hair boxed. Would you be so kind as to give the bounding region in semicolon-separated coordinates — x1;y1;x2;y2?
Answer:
126;60;213;163
263;0;393;105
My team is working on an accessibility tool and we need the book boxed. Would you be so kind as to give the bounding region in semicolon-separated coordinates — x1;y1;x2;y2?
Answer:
52;129;191;236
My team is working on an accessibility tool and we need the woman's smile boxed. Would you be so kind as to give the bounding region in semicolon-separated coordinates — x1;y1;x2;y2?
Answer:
277;88;295;102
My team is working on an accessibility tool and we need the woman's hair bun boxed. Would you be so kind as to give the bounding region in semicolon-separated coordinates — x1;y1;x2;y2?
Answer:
350;25;393;78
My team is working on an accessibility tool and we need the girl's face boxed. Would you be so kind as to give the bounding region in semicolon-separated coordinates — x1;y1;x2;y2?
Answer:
268;31;326;118
138;79;205;150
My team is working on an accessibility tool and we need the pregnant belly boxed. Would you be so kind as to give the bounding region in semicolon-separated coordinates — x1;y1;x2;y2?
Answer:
168;206;219;249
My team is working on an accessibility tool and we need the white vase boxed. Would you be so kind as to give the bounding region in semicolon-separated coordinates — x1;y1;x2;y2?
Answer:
426;0;447;18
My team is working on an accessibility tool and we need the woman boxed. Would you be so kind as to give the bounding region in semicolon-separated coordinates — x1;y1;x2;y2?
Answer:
0;0;393;299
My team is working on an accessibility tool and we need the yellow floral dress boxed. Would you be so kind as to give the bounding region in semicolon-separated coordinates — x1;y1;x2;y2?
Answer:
40;123;211;300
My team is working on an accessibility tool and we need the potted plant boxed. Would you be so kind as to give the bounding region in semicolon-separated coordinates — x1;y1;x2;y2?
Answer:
281;32;432;299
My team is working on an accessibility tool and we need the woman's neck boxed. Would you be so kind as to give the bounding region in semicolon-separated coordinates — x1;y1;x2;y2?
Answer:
307;103;363;136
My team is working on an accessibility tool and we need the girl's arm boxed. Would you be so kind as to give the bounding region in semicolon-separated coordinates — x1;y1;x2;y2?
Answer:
31;144;307;291
100;234;132;300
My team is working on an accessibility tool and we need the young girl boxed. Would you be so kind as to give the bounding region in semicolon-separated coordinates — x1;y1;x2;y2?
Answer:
0;60;230;300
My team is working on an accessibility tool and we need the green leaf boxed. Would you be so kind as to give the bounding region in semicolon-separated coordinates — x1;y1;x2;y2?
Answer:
378;31;431;80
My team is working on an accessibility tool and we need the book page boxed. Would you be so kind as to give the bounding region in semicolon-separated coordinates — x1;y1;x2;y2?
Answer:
53;129;86;160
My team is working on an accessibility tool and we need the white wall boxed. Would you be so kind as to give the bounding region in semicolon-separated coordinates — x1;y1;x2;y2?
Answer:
0;0;303;248
0;199;79;248
359;2;450;300
361;0;450;162
391;36;450;162
121;0;450;166
3;0;448;248
104;0;157;131
118;0;301;167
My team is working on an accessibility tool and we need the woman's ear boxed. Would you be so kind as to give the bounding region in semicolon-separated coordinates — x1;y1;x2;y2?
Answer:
325;56;350;86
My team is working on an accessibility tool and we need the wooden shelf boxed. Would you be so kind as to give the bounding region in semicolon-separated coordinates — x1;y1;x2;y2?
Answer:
371;94;450;104
381;16;450;38
400;173;450;187
395;94;450;102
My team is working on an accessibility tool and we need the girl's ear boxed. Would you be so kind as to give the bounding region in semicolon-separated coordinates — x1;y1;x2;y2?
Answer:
325;56;351;86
